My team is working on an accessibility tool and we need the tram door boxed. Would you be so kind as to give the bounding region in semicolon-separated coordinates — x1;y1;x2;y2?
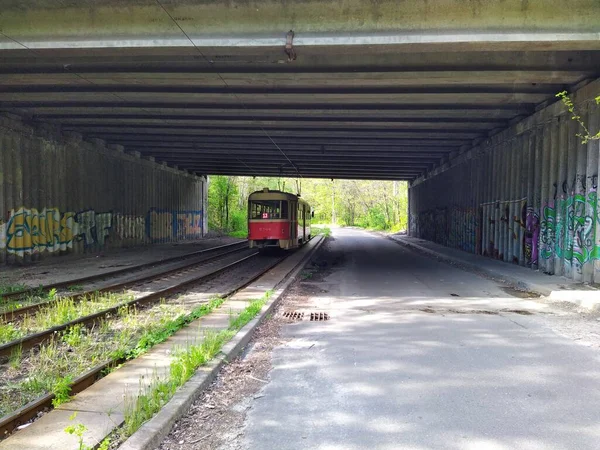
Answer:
302;205;306;243
290;201;297;243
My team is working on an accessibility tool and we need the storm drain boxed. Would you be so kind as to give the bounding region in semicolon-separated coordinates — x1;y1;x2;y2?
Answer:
283;311;304;321
310;312;330;321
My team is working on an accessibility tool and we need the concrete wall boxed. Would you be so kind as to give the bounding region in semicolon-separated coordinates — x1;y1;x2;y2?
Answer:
0;114;206;265
409;78;600;284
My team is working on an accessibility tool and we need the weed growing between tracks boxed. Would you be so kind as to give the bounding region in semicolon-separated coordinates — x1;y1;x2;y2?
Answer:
0;286;56;316
119;291;273;441
0;292;135;345
0;283;27;297
0;296;228;418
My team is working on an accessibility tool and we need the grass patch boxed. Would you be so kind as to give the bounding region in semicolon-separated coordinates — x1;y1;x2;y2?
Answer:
0;292;134;345
311;226;331;237
0;283;27;298
0;295;228;418
67;285;84;292
228;230;247;239
121;291;272;439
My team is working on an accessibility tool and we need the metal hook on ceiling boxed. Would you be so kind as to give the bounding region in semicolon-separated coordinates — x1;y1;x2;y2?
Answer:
285;30;296;62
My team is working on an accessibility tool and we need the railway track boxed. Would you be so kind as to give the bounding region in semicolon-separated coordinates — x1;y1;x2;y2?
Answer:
0;241;249;322
0;249;291;438
0;247;257;358
0;240;248;303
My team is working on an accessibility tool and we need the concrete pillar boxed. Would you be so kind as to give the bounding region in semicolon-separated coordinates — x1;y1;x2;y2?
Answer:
554;116;569;276
564;117;577;278
508;137;518;263
591;103;600;285
492;140;501;259
584;105;599;283
573;107;588;282
539;123;551;273
0;131;6;265
546;119;559;275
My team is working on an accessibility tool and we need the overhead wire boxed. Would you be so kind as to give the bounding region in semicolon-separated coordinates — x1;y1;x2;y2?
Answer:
154;0;303;182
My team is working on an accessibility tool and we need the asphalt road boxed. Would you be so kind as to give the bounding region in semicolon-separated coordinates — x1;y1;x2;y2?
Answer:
238;228;600;450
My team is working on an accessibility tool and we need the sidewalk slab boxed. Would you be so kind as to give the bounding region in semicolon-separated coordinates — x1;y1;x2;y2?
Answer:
388;234;599;310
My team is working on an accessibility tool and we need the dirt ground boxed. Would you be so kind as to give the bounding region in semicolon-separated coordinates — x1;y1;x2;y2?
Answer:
0;237;242;288
157;239;338;450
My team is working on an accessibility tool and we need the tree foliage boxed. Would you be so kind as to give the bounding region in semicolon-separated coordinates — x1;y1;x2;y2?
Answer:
556;91;600;144
207;176;409;235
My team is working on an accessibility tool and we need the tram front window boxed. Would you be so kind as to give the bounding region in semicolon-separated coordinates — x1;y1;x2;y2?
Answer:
250;201;288;219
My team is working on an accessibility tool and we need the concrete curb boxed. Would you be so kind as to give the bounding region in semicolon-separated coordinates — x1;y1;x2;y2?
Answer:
386;236;600;311
120;235;326;450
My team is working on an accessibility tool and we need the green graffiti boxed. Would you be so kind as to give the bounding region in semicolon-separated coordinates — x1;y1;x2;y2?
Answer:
540;192;600;272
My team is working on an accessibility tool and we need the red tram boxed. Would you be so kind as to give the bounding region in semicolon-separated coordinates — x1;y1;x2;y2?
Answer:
248;188;312;250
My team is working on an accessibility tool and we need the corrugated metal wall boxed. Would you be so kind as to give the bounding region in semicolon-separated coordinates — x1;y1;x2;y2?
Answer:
0;115;206;265
409;79;600;284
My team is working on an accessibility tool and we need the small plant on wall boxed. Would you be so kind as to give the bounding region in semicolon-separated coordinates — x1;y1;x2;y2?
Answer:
556;91;600;144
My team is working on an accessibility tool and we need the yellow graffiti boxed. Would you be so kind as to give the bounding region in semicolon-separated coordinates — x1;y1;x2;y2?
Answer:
4;207;77;256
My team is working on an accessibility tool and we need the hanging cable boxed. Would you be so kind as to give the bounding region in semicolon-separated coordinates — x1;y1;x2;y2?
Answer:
154;0;302;179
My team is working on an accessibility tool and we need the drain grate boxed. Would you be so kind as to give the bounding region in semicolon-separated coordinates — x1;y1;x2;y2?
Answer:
283;311;304;321
310;312;330;321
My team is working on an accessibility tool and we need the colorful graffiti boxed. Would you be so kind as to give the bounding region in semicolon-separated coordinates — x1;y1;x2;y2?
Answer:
1;207;116;256
3;208;77;255
176;212;203;239
523;206;540;266
1;206;204;261
75;210;113;247
147;209;203;243
539;192;600;273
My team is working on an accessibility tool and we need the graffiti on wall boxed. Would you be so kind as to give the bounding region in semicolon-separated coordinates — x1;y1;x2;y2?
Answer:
114;214;146;241
539;191;600;274
147;208;203;243
3;208;76;255
1;206;204;260
0;207;114;256
523;205;540;266
417;206;477;253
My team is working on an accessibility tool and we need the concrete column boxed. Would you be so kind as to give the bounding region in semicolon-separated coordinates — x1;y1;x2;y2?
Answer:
554;116;569;276
483;145;493;256
564;117;577;278
539;123;551;273
573;107;588;282
584;105;599;283
546;119;559;275
492;140;501;259
591;103;600;285
0;130;6;264
203;176;209;236
508;137;518;263
532;126;543;271
502;140;511;262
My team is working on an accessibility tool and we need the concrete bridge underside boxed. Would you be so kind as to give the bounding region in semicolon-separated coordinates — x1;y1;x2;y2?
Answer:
0;0;599;282
0;0;599;180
